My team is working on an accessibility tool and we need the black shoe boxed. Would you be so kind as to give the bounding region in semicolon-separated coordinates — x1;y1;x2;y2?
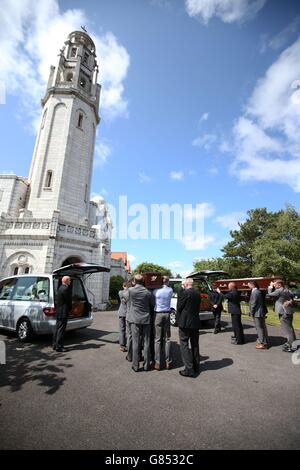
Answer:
52;345;57;351
282;345;293;353
56;347;67;352
132;366;139;372
179;369;196;378
214;329;221;334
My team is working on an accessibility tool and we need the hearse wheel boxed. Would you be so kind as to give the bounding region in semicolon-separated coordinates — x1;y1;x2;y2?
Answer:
170;309;178;327
17;318;33;342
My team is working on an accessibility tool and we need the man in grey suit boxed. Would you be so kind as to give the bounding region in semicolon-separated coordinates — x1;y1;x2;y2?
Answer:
248;280;269;349
267;279;296;353
118;282;128;352
125;274;154;372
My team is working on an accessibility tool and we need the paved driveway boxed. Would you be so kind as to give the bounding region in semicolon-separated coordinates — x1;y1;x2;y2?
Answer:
0;311;299;450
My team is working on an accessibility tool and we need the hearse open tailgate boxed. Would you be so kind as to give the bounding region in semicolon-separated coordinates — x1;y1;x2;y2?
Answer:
53;263;110;277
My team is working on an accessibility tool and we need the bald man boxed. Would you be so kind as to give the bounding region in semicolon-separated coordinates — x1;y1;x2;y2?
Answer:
218;282;245;345
53;276;72;352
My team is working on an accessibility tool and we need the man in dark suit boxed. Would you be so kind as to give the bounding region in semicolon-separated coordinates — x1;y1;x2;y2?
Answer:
208;283;224;334
218;282;245;345
125;274;154;372
248;280;269;349
53;276;72;352
177;278;201;378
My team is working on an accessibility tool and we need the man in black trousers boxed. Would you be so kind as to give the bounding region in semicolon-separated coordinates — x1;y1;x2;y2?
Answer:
218;282;245;345
53;275;72;352
208;282;224;334
177;278;201;378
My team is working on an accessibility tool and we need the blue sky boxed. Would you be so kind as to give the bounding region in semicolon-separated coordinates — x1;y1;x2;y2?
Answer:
1;0;300;276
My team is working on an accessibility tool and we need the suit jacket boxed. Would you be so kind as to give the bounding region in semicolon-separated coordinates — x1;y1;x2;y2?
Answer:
249;288;267;317
125;284;154;324
208;290;223;312
267;286;294;315
117;290;127;317
177;288;201;329
56;284;72;320
223;289;242;315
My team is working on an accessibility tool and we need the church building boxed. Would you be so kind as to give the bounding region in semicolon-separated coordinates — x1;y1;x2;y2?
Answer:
0;30;112;309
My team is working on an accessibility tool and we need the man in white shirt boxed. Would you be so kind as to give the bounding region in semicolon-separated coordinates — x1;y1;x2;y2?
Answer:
153;276;173;370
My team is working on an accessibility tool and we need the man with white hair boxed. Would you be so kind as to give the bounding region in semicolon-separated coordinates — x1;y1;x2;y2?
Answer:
53;276;72;352
177;278;201;378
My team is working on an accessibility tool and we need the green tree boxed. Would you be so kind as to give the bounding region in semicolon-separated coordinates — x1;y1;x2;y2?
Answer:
134;262;172;277
222;208;278;277
109;275;125;301
193;257;229;273
252;206;300;281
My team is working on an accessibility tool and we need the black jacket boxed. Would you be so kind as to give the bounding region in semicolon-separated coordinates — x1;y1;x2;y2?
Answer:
177;288;201;329
223;289;242;315
56;284;72;319
208;290;223;312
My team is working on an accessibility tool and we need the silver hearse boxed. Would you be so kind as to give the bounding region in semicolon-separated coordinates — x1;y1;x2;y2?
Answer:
0;263;109;342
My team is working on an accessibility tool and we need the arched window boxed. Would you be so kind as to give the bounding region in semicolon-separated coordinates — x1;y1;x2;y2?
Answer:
70;47;77;58
44;170;53;189
77;113;83;129
83;52;89;65
24;266;30;274
66;73;73;82
13;266;19;275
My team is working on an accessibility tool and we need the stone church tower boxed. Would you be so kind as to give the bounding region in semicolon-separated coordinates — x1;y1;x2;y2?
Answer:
0;31;111;309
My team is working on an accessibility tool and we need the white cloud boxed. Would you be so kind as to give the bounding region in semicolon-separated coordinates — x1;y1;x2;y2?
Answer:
184;202;215;221
185;0;266;25
169;171;184;181
0;0;130;130
139;172;151;184
219;139;232;153
264;16;300;53
94;141;112;167
200;112;209;122
180;234;216;251
127;254;136;263
208;167;219;175
192;133;217;150
231;37;300;192
215;211;247;230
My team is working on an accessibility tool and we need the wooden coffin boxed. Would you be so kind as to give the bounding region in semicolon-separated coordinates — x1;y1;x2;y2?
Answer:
214;276;282;292
141;272;163;289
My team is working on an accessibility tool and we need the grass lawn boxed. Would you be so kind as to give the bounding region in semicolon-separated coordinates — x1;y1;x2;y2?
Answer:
262;307;300;331
223;303;300;331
